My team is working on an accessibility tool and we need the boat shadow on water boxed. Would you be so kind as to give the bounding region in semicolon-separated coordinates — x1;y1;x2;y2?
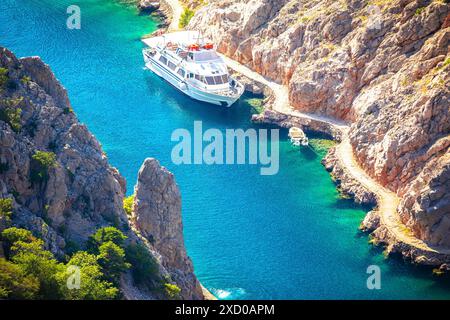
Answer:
144;72;258;125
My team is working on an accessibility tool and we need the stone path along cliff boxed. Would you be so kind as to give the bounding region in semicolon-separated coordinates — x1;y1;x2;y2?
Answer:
159;0;450;258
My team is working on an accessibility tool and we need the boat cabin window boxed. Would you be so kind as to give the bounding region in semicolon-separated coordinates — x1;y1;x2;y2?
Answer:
214;75;226;85
159;56;168;65
194;74;202;81
168;61;177;70
194;51;220;62
221;75;229;83
177;69;186;77
205;76;215;85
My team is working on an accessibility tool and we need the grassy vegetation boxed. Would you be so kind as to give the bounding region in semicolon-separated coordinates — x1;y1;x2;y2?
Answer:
179;8;195;29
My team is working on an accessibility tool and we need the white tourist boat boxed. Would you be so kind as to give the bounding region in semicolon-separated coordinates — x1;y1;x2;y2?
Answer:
289;127;309;146
142;31;244;107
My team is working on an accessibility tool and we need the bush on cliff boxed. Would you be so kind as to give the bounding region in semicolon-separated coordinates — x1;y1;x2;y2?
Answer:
0;97;23;133
125;242;159;286
0;227;124;300
164;283;181;299
123;194;134;216
97;241;130;286
1;227;35;258
87;226;128;253
179;8;195;28
0;68;8;88
10;238;64;299
0;258;39;299
30;150;57;184
0;198;14;226
58;251;118;300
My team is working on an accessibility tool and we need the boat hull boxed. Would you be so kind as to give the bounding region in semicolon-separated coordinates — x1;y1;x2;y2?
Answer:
143;51;242;107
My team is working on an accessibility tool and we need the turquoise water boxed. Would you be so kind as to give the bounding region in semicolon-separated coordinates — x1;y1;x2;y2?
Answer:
2;0;450;299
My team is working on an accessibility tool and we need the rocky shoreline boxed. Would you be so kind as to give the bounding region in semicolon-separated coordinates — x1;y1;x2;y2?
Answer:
186;0;450;271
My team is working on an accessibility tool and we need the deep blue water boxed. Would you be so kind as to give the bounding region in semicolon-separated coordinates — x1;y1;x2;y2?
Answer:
2;0;450;299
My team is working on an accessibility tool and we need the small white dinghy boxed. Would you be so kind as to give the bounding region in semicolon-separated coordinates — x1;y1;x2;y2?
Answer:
288;127;308;146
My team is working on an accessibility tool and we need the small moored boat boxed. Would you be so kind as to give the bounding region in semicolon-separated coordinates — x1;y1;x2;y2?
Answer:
142;31;244;107
288;127;308;146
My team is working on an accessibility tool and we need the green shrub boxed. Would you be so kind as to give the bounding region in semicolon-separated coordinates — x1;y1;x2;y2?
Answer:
125;243;159;286
97;241;130;285
58;251;119;300
1;226;127;300
0;97;23;133
0;258;39;299
30;151;57;184
1;227;34;245
415;7;426;15
123;194;134;216
164;283;181;299
63;107;73;114
10;239;64;299
0;198;13;223
20;76;31;85
179;8;195;28
0;68;8;88
87;226;127;253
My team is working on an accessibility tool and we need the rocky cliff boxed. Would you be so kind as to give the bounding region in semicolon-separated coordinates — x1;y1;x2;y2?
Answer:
0;47;203;299
188;0;450;260
132;158;203;299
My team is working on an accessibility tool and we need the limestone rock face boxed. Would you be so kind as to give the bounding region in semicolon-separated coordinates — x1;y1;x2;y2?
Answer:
0;47;128;250
0;47;204;299
190;0;450;253
132;158;203;300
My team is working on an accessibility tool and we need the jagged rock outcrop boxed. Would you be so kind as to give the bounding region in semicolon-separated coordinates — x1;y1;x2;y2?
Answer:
0;47;127;251
0;47;204;299
131;158;203;300
189;0;450;259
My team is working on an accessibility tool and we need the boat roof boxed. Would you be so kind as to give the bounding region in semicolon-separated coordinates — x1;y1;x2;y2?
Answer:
142;31;202;48
143;31;230;76
289;127;306;138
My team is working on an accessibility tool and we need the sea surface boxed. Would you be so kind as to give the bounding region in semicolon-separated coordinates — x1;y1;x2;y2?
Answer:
1;0;450;299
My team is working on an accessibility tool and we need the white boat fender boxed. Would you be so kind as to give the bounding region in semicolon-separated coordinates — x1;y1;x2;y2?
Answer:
179;81;187;90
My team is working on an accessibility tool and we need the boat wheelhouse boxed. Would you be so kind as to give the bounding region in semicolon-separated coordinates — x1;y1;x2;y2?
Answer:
142;31;244;107
289;127;309;146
